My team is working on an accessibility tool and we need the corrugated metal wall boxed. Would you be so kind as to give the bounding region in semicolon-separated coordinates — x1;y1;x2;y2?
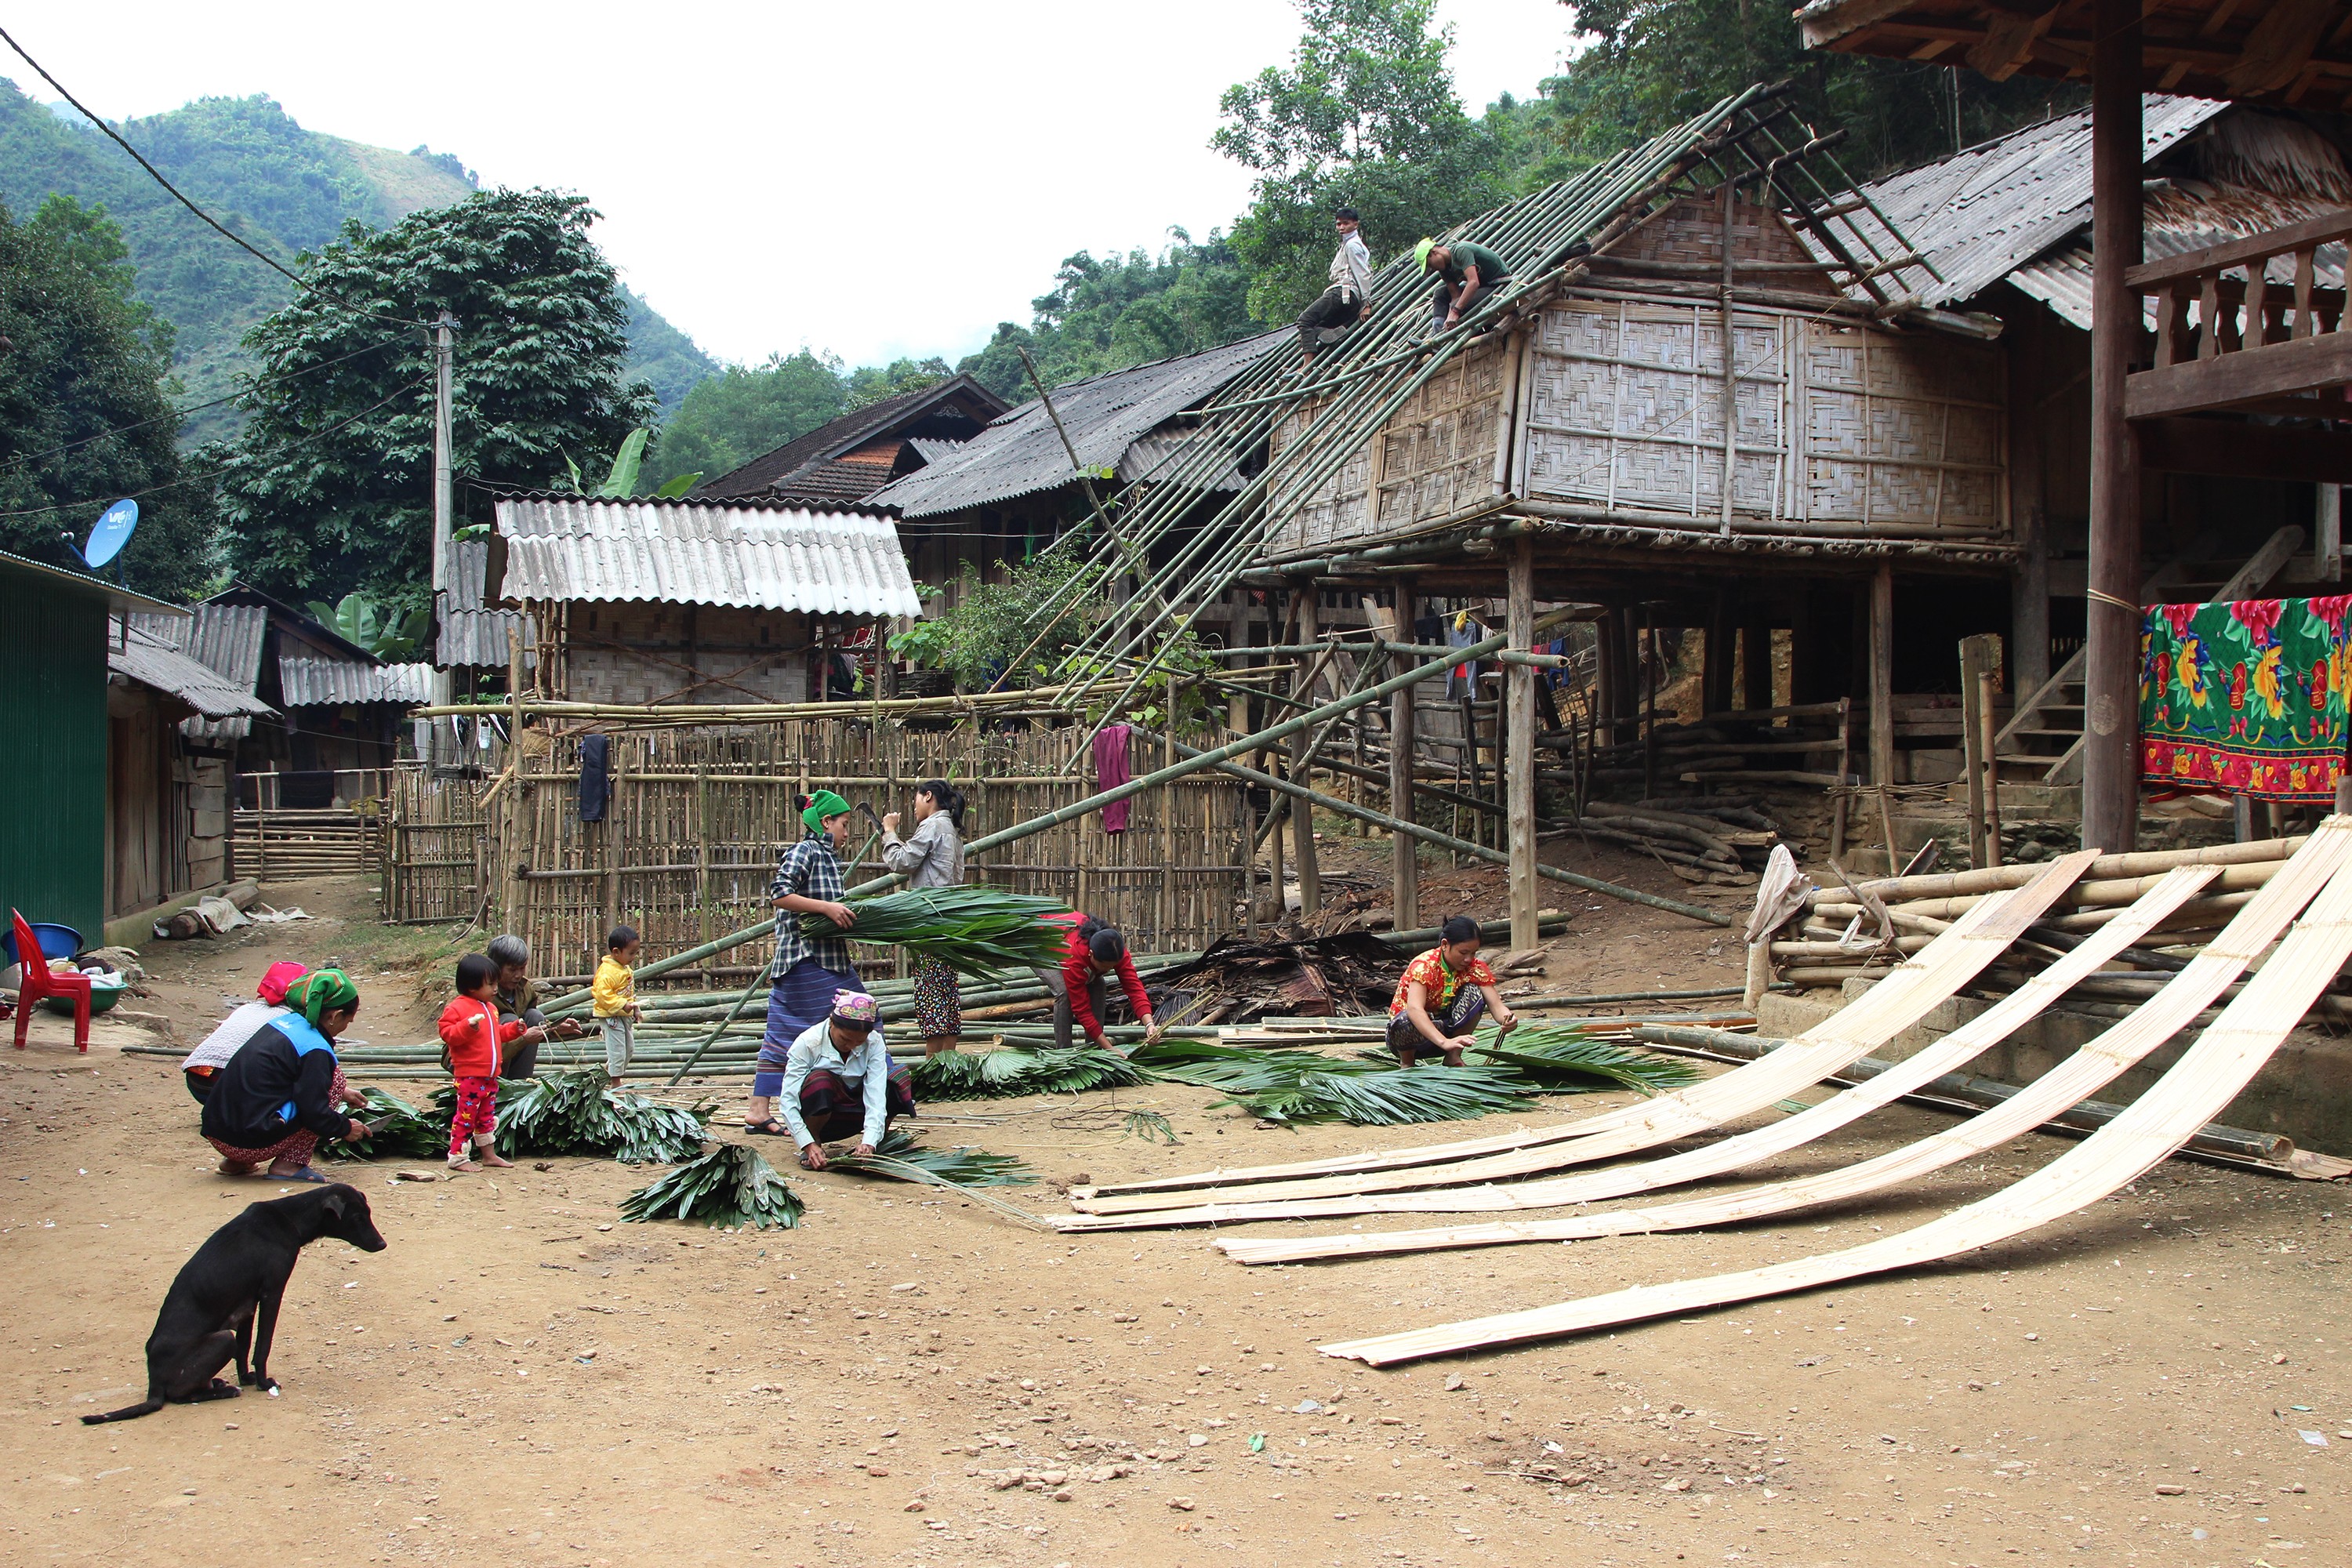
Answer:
0;571;106;944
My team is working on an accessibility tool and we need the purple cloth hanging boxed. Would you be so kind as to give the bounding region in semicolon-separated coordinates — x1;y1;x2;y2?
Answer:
1094;724;1134;833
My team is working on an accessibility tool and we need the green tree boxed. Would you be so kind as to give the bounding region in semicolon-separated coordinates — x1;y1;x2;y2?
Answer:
642;349;851;491
956;233;1257;404
845;355;952;408
1551;1;2083;180
1216;0;1509;321
209;187;655;608
0;195;216;599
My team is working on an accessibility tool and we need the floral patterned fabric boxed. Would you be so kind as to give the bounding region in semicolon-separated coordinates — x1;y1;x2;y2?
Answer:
2140;596;2352;803
1388;948;1497;1019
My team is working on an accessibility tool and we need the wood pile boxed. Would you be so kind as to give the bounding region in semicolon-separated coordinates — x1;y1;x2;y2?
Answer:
1544;700;1849;791
1560;797;1787;887
1150;931;1406;1027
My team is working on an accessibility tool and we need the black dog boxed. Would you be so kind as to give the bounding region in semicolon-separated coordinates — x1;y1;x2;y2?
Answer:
82;1184;387;1424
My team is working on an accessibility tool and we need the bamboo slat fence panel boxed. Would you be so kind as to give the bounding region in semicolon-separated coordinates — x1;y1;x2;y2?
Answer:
397;720;1247;989
1070;852;2097;1216
1319;819;2352;1365
383;768;488;924
233;808;382;880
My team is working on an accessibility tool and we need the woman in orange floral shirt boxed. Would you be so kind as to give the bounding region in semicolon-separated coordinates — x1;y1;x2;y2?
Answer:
1386;915;1515;1066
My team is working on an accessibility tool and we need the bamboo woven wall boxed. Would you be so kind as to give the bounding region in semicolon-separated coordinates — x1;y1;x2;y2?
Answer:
390;720;1249;989
384;768;491;924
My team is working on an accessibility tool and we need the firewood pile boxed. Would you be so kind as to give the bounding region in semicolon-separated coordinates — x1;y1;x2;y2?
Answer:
1559;797;1788;887
1150;931;1406;1028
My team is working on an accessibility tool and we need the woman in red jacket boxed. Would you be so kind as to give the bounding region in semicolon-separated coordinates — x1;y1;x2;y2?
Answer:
438;953;543;1172
1034;913;1162;1053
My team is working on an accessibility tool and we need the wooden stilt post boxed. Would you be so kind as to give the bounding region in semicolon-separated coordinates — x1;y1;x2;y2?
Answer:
1391;579;1419;931
1290;583;1323;916
2008;310;2052;695
1508;538;1539;950
1741;621;1771;711
1703;594;1735;717
1959;635;1991;869
1871;564;1897;874
2082;0;2143;857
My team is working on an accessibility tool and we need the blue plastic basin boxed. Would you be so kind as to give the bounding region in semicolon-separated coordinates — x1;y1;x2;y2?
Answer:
2;923;82;967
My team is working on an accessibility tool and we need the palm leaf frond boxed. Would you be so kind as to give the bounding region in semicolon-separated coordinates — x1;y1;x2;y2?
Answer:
1468;1026;1701;1098
324;1087;448;1161
619;1143;803;1229
491;1070;711;1163
800;888;1071;977
909;1044;1143;1102
832;1131;1033;1186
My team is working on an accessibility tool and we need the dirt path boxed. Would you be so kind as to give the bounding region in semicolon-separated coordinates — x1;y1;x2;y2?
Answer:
2;871;2346;1566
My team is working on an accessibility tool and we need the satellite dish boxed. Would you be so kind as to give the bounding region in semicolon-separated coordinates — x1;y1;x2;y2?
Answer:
85;499;139;569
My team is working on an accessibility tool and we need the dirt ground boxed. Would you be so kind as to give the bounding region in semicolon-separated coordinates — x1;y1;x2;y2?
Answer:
3;845;2348;1567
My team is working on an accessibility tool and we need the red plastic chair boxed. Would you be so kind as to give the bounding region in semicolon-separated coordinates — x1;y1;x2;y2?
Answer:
10;909;90;1053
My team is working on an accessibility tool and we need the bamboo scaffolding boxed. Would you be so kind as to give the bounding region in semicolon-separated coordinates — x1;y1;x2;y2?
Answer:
1319;818;2352;1364
1058;869;2216;1236
1067;855;2096;1214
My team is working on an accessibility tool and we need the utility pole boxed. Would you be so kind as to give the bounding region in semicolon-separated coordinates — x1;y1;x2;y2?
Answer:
430;310;456;717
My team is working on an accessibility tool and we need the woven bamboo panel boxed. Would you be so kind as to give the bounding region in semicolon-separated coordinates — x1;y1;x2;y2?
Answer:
427;720;1245;989
1320;820;2352;1365
1265;396;1374;550
383;768;489;924
1069;854;2097;1218
1802;322;2004;529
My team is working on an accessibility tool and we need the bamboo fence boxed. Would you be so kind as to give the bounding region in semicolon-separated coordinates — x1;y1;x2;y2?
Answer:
383;718;1248;988
1319;820;2352;1364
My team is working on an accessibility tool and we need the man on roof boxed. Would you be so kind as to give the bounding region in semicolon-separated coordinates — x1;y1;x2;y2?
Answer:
1296;205;1376;365
1417;238;1512;338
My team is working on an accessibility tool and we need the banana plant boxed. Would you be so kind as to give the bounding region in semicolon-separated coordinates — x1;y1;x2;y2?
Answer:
561;427;699;499
306;592;428;659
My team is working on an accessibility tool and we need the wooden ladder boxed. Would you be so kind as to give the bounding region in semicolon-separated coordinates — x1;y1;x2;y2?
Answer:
1994;524;2307;784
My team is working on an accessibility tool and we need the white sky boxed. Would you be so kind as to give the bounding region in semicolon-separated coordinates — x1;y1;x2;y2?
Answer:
11;1;1575;370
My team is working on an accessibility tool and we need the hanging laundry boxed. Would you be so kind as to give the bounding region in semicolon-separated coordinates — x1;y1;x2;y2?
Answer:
2140;596;2352;803
1094;724;1134;833
1446;610;1483;700
578;733;612;822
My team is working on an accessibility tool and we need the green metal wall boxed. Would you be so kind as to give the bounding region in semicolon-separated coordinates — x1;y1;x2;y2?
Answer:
0;565;106;946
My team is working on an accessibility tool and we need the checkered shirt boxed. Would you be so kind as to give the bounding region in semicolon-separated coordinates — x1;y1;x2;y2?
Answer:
770;833;854;974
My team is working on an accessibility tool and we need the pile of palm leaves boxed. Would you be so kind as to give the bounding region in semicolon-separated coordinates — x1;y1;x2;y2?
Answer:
323;1087;451;1161
801;887;1070;977
619;1142;804;1229
909;1044;1147;1102
1130;1038;1532;1126
1468;1025;1702;1095
482;1070;711;1163
830;1130;1033;1186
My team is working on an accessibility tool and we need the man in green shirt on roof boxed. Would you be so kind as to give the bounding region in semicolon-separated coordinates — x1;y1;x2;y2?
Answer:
1417;238;1511;336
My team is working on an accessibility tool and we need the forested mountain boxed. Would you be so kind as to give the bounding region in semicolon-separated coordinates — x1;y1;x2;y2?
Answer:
0;81;713;441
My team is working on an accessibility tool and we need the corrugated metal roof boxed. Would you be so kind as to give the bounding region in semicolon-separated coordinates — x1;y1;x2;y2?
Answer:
495;496;923;618
2015;205;2352;332
695;375;1009;500
906;436;968;466
434;538;535;670
278;657;434;707
107;620;276;719
1116;431;1245;490
869;333;1283;518
129;602;268;689
1827;96;2224;310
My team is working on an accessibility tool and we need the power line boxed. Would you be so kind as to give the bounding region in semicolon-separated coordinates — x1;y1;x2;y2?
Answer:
0;331;414;477
0;376;430;521
0;24;430;331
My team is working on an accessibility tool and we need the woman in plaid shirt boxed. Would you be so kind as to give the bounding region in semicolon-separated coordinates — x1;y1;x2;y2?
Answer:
746;791;862;1136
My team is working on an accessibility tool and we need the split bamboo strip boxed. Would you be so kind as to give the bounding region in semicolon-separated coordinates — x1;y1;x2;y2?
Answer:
1317;821;2352;1363
1068;854;2096;1214
1115;869;2212;1241
1813;837;2306;909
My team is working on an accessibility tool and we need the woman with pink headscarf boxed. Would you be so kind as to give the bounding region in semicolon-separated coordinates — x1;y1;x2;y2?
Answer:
180;961;307;1104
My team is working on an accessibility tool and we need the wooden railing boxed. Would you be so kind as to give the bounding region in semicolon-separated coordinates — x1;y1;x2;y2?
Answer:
2126;209;2352;420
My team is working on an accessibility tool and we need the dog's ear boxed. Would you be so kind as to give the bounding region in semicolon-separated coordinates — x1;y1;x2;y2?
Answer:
319;1188;347;1225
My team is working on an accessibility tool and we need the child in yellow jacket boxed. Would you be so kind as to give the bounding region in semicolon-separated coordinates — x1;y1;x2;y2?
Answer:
592;924;643;1087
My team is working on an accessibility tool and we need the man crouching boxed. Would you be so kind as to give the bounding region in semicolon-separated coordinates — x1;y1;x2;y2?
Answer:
779;989;913;1171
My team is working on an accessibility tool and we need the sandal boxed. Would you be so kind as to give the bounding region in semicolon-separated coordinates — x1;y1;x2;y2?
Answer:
271;1166;328;1184
742;1120;790;1137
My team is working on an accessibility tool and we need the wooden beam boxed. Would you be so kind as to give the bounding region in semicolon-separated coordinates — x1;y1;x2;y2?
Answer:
1870;563;1896;792
2224;0;2338;96
1965;5;2061;80
1507;539;1539;952
1290;584;1322;916
2136;414;2352;482
1389;579;1418;932
2084;0;2143;859
2125;328;2352;418
2125;207;2352;292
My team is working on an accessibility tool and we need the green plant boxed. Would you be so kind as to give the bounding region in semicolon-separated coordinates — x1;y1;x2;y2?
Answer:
306;591;428;659
619;1143;803;1229
482;1070;710;1163
1122;1109;1178;1145
799;888;1072;978
830;1131;1033;1186
322;1087;448;1161
561;426;699;499
887;556;1112;692
909;1044;1148;1102
1468;1025;1701;1097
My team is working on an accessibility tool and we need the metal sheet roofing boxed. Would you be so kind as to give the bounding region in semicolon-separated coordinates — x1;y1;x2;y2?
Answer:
868;332;1283;518
435;538;535;670
1116;431;1245;490
107;621;276;719
278;657;434;707
129;602;268;689
1824;96;2224;311
696;375;1008;500
495;497;923;618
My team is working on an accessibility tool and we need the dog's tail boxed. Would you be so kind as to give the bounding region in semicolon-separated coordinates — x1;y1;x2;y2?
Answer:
79;1400;163;1425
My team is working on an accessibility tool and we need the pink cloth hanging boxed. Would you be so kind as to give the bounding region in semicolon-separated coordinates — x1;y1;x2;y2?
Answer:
1094;724;1134;833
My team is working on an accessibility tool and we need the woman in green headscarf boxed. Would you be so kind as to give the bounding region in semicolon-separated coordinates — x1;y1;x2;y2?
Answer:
746;792;864;1136
200;969;370;1181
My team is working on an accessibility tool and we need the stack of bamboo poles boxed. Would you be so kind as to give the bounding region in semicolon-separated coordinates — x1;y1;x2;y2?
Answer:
1563;800;1782;887
1769;835;2337;1016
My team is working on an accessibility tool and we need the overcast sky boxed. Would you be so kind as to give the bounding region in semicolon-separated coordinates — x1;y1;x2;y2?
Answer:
13;1;1575;370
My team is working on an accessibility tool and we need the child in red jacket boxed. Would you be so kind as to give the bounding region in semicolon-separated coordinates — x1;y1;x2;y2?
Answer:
440;953;540;1172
